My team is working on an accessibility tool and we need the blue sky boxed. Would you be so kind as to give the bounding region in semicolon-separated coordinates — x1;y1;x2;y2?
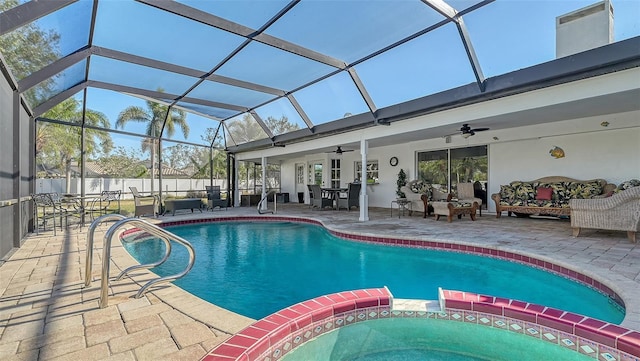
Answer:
20;0;640;153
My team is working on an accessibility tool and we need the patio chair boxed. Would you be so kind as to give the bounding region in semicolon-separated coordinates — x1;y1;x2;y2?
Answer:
31;193;69;235
309;184;333;210
129;187;158;217
85;190;121;221
337;183;361;211
206;185;227;210
456;182;483;216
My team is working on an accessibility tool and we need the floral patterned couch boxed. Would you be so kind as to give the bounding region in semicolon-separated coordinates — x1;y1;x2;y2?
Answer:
491;176;616;218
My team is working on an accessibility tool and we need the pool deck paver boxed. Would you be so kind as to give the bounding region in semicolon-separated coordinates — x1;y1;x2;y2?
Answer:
0;204;639;360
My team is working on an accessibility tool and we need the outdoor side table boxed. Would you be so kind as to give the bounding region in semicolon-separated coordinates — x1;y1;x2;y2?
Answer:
391;198;412;218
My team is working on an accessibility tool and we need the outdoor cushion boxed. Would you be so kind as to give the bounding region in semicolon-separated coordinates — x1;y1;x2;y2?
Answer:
535;187;553;200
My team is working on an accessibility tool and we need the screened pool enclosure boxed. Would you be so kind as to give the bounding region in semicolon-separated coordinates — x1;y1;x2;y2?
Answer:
1;0;639;259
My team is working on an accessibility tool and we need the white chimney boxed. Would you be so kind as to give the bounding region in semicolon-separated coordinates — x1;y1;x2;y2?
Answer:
556;0;614;58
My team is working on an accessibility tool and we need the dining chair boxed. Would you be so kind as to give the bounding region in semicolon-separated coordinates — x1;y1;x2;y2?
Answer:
85;190;121;221
309;184;333;210
31;193;68;235
205;185;227;210
337;183;361;211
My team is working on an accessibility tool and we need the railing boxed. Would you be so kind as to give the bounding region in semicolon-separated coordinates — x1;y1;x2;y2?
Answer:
84;215;196;308
257;190;277;214
85;213;127;287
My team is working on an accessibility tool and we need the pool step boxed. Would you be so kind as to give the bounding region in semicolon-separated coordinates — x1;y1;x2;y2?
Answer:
392;298;442;313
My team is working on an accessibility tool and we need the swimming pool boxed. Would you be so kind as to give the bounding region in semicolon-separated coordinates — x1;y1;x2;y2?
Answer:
122;221;624;323
280;318;591;361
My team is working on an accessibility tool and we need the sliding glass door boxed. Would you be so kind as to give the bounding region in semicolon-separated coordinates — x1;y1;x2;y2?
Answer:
417;146;487;197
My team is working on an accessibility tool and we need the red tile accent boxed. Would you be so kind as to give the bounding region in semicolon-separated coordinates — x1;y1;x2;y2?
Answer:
353;289;372;298
311;307;333;322
289;303;313;314
327;293;349;303
578;318;607;330
445;299;472;310
245;337;270;361
504;308;536;323
493;297;511;307
300;299;323;311
472;302;503;316
210;344;247;359
575;324;616;347
338;291;359;301
239;326;270;339
268;325;292;347
252;319;280;332
616;331;640;355
333;301;356;315
560;312;586;324
355;297;379;309
537;313;574;333
463;293;480;302
263;313;290;326
447;291;465;300
477;295;494;303
541;307;564;319
278;308;303;320
509;300;527;310
315;296;336;307
525;303;545;313
600;324;629;338
293;314;313;330
379;297;390;306
226;334;258;348
201;354;238;361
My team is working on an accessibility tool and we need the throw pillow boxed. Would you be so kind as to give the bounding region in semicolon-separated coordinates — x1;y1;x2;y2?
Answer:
535;187;553;200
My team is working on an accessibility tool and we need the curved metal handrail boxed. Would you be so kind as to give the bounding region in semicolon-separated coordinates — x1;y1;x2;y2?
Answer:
85;214;127;287
116;233;172;281
257;190;277;214
99;217;196;308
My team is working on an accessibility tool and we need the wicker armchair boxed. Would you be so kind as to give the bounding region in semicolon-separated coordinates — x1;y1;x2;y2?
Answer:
569;186;640;242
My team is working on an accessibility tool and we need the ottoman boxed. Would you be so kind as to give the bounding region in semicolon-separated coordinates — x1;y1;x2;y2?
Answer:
432;201;478;222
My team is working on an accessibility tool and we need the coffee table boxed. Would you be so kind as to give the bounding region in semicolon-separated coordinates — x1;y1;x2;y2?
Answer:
163;198;204;216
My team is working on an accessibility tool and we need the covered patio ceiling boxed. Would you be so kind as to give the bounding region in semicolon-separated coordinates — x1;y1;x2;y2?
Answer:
1;0;639;153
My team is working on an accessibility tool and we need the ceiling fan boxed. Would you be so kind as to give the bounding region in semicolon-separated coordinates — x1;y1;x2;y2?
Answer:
454;124;490;139
326;146;354;155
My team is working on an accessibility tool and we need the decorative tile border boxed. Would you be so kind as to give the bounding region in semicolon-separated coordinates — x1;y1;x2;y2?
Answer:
156;216;626;310
201;288;640;361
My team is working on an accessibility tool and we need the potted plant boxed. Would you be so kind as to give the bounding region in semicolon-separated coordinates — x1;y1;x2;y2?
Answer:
396;169;407;198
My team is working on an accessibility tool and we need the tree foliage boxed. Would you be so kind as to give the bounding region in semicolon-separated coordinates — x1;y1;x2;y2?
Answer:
37;98;111;191
0;0;61;106
116;99;188;189
96;146;147;178
227;114;266;144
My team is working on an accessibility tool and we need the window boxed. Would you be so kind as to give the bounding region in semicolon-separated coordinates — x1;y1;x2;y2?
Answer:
355;160;378;184
330;159;341;188
417;146;487;194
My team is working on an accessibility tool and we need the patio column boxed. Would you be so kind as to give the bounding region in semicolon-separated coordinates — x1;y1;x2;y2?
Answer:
233;156;240;207
359;138;369;222
261;156;267;211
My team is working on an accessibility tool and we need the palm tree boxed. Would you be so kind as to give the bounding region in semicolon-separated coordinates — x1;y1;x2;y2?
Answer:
39;98;112;192
115;99;188;192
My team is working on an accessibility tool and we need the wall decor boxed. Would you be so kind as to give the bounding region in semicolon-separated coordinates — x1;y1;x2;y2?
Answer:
549;146;565;159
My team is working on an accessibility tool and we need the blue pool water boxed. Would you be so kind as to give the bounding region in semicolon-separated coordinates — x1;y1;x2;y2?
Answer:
280;318;592;361
122;222;624;322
